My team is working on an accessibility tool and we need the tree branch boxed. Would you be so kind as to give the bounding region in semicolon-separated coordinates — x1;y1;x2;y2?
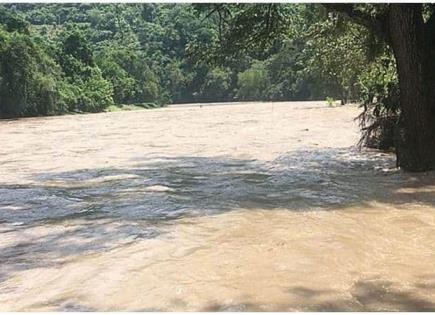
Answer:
323;4;389;42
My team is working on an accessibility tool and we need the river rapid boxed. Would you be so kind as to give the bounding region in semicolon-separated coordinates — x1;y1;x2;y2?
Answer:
0;101;434;311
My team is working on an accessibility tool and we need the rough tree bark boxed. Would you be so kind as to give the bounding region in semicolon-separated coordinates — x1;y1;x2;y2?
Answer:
387;5;435;172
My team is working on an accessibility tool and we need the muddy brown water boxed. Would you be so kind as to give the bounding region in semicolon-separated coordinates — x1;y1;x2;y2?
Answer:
0;101;435;311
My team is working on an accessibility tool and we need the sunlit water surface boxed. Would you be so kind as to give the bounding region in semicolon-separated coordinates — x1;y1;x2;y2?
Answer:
0;101;434;311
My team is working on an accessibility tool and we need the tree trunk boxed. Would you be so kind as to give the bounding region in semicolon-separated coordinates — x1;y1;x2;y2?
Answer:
387;4;435;172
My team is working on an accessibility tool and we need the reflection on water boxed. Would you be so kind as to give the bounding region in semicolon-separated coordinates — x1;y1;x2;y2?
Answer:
0;102;435;311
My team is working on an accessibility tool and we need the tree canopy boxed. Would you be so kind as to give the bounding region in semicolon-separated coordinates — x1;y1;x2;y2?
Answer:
0;4;387;117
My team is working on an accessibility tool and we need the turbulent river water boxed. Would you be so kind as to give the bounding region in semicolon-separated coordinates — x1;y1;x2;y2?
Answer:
1;101;435;311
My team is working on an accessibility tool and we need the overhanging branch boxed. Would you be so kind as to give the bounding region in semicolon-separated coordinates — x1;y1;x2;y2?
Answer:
323;4;389;42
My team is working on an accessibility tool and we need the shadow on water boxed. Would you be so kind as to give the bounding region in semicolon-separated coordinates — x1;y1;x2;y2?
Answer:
19;277;435;311
196;279;435;311
3;147;433;222
0;147;434;284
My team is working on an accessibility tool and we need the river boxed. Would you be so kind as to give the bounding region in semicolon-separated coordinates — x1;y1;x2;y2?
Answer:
0;101;434;311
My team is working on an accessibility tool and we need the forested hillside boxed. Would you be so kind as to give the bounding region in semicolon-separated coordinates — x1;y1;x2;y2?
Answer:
0;4;396;118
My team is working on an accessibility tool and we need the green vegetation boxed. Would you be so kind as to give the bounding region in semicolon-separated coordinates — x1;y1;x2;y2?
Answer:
0;4;391;118
326;97;336;107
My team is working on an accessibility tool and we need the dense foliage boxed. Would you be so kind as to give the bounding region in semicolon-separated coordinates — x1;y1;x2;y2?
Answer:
0;4;397;119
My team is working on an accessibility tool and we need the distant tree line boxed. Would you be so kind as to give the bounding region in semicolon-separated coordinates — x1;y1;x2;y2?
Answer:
0;4;395;119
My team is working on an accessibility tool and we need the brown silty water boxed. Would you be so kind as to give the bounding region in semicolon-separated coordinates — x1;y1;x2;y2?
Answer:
0;101;434;311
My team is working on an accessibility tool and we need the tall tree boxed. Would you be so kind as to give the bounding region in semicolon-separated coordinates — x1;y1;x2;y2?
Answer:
210;3;435;172
325;4;435;172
